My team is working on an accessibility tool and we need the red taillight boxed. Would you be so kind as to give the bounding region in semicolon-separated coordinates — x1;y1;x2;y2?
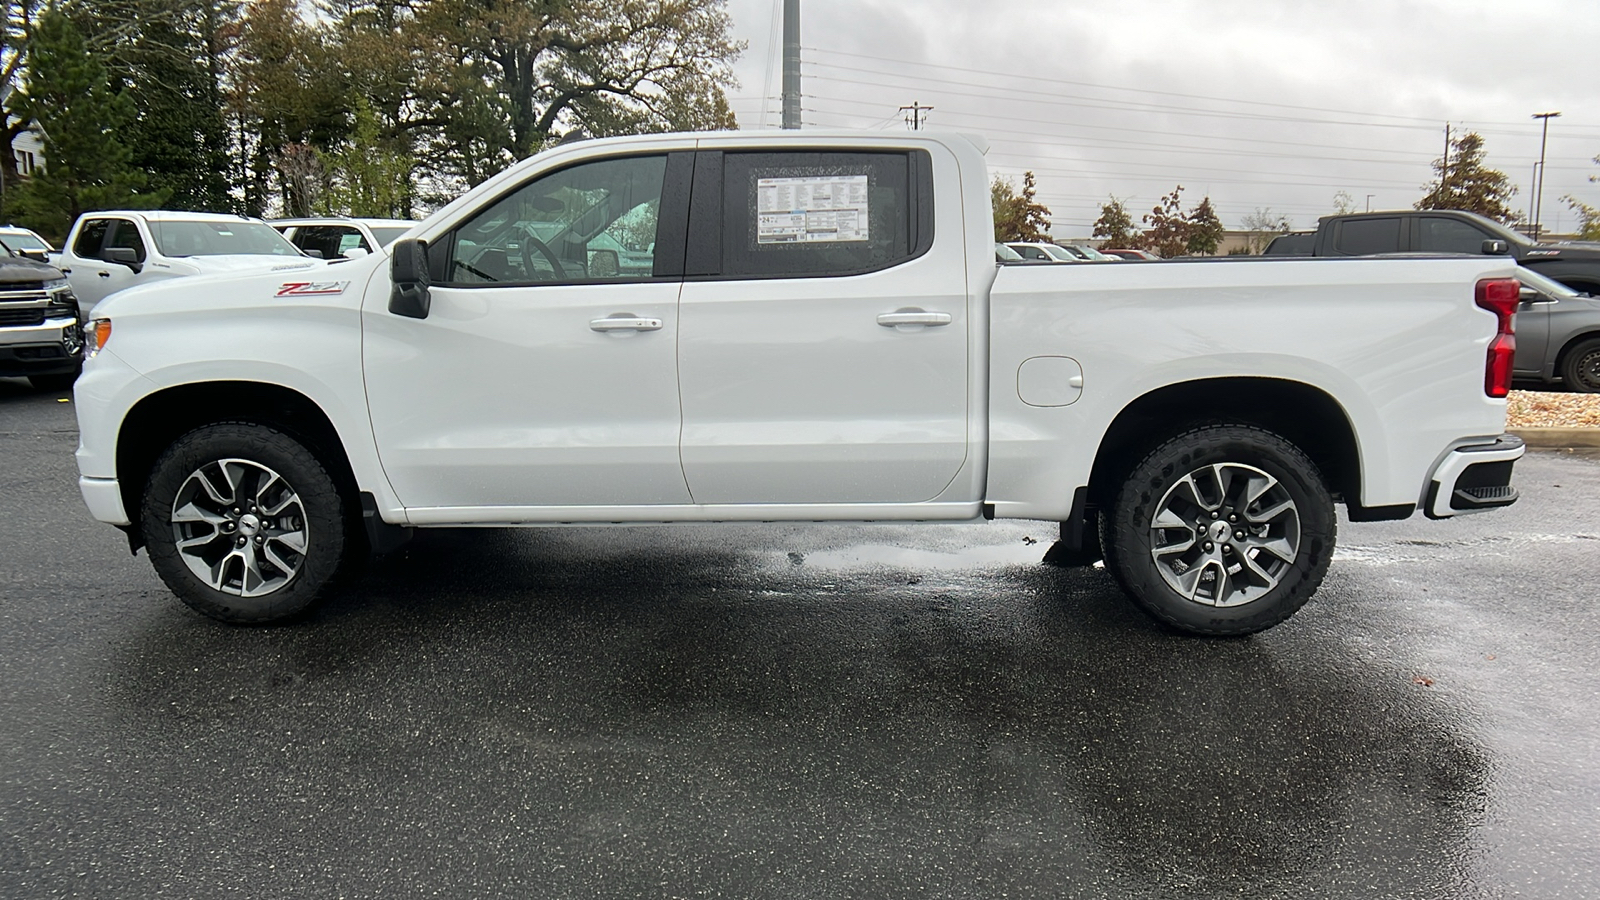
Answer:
1476;278;1519;398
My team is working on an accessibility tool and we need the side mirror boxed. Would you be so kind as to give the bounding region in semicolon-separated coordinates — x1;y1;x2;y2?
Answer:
1481;239;1510;255
302;248;325;259
18;249;46;262
342;247;370;259
388;238;431;319
104;247;143;274
1520;286;1554;304
588;248;619;278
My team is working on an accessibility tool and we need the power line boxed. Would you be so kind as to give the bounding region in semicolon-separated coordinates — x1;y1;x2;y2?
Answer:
801;46;1600;137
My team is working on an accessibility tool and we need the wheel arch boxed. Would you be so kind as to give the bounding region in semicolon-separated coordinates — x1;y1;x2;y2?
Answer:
116;381;362;547
1085;376;1365;516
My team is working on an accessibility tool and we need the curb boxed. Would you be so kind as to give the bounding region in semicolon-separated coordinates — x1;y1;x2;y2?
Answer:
1509;427;1600;450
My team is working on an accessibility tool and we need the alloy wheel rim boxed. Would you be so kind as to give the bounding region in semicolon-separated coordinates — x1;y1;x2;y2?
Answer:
1148;462;1301;607
170;458;310;597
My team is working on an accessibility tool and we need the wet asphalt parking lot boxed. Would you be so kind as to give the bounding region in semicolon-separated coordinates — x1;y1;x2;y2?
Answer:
2;378;1598;899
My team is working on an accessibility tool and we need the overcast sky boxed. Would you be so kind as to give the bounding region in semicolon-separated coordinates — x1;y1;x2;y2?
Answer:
719;0;1600;238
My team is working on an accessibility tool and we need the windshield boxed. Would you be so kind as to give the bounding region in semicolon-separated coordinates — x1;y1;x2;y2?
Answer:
995;242;1023;261
0;232;49;252
147;220;303;258
1518;267;1586;299
368;226;412;247
1039;244;1078;261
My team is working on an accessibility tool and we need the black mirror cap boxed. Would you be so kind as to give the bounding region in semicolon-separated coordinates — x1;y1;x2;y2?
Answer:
104;247;139;264
388;238;431;319
1482;239;1510;255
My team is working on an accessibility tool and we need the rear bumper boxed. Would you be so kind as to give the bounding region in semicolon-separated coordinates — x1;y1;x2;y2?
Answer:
1425;434;1524;519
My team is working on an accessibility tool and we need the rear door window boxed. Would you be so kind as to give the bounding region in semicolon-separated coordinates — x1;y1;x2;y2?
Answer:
1333;217;1402;255
697;150;931;279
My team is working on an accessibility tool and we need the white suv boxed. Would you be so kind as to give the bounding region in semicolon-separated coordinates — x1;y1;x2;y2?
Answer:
59;211;314;314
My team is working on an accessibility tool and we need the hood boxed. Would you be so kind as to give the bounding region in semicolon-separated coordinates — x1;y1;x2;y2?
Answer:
0;254;65;285
95;251;378;320
155;254;326;277
1521;241;1600;261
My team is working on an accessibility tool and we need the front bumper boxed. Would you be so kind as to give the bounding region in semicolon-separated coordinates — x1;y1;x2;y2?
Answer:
80;476;131;526
1425;434;1525;519
0;316;83;377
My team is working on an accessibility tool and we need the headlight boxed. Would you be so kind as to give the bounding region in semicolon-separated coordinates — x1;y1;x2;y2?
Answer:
43;277;69;292
85;318;111;358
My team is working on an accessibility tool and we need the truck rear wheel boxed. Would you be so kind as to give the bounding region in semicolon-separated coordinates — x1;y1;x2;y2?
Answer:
1101;424;1335;636
141;422;349;623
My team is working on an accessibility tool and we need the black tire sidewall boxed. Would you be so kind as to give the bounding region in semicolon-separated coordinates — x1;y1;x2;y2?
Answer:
1106;425;1335;636
142;423;346;624
1562;339;1600;393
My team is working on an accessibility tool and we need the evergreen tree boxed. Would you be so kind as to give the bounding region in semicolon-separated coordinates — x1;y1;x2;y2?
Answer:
8;9;163;238
1416;131;1520;224
107;0;238;212
319;98;410;217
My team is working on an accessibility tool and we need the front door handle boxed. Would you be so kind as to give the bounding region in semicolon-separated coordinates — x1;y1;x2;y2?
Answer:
97;271;112;278
877;309;952;327
590;314;663;333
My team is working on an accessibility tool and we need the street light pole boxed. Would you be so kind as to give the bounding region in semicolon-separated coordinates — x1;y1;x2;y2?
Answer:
1365;194;1374;212
1532;111;1561;240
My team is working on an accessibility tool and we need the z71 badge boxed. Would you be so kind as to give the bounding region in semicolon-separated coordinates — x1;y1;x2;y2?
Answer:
276;281;351;297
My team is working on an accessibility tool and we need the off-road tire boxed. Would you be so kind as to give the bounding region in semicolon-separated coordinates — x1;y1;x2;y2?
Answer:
142;422;348;623
1101;424;1335;636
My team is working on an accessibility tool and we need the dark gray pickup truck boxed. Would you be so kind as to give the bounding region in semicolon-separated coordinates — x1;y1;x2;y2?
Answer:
1265;209;1600;297
0;247;82;391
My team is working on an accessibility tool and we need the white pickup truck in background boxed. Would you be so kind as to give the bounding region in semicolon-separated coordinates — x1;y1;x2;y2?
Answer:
57;210;315;314
71;130;1525;635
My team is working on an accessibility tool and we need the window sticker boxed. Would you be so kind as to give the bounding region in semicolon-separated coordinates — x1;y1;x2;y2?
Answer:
756;174;869;244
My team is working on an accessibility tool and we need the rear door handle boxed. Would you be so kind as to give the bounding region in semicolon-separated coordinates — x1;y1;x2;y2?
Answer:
590;314;663;332
877;309;952;327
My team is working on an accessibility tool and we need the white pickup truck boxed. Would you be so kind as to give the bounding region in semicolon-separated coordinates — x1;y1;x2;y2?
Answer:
56;210;313;314
72;130;1525;635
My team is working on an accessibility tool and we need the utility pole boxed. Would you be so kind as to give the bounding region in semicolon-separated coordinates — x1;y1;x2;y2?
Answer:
899;101;933;131
780;0;800;129
1532;111;1561;240
1366;194;1375;212
1441;122;1451;200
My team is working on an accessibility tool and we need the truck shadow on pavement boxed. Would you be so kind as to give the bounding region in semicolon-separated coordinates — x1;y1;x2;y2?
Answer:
99;524;1490;897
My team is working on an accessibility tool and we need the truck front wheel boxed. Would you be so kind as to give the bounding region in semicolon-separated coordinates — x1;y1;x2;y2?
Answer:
141;422;349;623
1101;425;1335;636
